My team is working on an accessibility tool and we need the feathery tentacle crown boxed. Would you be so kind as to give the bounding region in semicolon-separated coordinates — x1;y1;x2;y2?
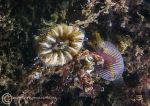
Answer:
38;24;85;66
96;41;124;81
95;33;124;81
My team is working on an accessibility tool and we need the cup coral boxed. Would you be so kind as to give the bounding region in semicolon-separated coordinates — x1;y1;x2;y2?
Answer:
38;24;85;66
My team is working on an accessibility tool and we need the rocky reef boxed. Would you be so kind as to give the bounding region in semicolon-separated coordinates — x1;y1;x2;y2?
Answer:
0;0;150;106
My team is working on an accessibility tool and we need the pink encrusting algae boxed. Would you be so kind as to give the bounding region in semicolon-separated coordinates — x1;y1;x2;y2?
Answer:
95;41;124;81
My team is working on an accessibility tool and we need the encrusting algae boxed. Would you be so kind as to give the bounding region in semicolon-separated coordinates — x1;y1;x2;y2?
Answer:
116;35;132;54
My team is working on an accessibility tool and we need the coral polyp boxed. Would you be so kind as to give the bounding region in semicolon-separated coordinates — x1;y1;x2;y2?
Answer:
38;24;85;66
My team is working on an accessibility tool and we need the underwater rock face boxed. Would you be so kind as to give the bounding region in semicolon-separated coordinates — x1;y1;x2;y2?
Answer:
123;71;140;87
1;0;150;105
38;24;85;66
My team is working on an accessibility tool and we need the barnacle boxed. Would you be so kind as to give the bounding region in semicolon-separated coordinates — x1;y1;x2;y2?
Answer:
38;24;84;66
